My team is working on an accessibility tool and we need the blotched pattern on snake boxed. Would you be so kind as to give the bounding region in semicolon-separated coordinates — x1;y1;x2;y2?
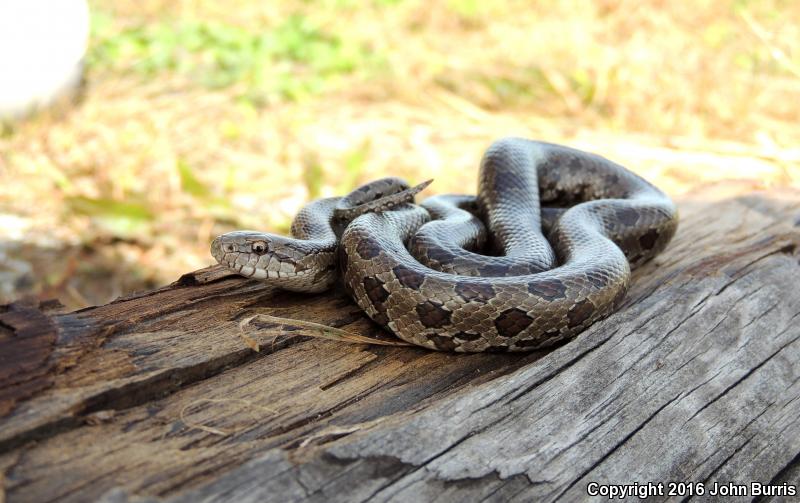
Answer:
211;138;678;352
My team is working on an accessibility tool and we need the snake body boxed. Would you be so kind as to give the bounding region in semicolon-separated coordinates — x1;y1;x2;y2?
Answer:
211;138;678;352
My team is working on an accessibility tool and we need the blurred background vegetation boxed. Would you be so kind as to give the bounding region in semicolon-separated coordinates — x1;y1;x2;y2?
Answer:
1;0;798;310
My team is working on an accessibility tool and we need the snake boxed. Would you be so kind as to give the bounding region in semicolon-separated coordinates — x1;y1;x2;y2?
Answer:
211;138;678;352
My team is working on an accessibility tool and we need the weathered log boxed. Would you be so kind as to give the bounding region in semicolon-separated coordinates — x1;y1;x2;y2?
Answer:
1;182;800;503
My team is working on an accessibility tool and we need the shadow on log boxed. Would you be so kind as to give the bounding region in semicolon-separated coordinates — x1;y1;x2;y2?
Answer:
1;182;800;502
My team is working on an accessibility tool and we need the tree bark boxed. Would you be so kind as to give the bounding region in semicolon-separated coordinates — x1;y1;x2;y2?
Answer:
1;182;800;503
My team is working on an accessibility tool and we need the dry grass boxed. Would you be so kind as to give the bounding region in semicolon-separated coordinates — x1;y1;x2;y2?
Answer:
1;0;799;309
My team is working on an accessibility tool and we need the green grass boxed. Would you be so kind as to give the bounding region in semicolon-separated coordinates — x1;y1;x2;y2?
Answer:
301;141;370;200
3;0;798;308
88;12;384;103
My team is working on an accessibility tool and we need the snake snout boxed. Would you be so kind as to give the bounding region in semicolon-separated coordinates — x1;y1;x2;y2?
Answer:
210;236;223;262
210;235;239;264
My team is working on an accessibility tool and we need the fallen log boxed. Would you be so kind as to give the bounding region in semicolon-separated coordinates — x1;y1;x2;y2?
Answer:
1;182;799;502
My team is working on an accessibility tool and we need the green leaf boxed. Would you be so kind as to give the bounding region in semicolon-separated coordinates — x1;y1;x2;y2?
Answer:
336;140;371;194
66;196;154;237
66;196;154;221
177;159;212;199
302;154;325;200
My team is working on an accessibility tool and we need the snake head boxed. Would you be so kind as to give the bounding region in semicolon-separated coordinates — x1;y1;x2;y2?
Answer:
210;230;336;292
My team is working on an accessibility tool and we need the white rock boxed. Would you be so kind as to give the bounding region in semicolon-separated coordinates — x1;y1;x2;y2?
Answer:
0;0;89;119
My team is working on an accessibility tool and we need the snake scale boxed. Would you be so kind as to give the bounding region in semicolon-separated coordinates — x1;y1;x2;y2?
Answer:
211;138;678;352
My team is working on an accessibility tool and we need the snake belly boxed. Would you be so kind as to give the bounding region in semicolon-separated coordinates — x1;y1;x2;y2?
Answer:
212;138;678;352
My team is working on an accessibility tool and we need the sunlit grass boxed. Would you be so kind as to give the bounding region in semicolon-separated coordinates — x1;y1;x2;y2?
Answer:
1;0;799;308
83;0;800;140
88;12;384;104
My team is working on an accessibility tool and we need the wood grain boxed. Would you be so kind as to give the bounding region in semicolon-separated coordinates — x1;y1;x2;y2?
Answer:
1;183;799;503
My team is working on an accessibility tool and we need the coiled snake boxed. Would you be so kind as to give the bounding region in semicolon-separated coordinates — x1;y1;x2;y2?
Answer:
211;138;678;352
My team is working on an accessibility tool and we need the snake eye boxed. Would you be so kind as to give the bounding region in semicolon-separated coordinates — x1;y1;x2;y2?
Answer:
251;240;269;254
